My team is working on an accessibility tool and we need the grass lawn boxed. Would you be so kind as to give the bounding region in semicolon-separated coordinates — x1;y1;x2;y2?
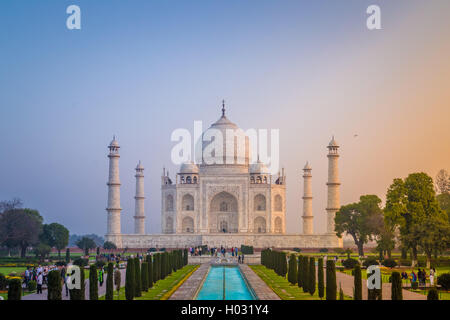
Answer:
250;265;351;300
100;264;198;300
0;266;26;275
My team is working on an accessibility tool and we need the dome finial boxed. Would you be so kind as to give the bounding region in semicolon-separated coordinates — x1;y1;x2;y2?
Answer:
221;99;225;117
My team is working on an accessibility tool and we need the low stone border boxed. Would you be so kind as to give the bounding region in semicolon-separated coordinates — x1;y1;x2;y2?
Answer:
169;263;210;300
239;264;280;300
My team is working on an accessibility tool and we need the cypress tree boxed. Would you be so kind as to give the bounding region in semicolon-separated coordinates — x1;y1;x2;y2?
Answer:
153;254;158;282
89;264;98;300
318;258;324;299
427;288;439;300
297;256;303;288
125;258;135;300
287;254;297;285
281;252;287;278
7;278;22;300
146;255;153;287
65;248;70;263
105;262;114;300
309;257;316;296
326;260;337;300
391;271;402;300
69;261;85;300
141;262;148;292
353;264;362;300
47;270;62;300
302;256;309;293
134;258;141;297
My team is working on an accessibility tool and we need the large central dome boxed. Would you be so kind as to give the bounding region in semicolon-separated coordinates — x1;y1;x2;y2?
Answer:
199;103;250;173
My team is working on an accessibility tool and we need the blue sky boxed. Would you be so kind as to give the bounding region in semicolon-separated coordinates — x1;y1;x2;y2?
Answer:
1;1;449;235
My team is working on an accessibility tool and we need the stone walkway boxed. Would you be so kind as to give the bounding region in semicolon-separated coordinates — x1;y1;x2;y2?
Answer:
170;263;210;300
239;264;280;300
22;269;127;300
334;269;426;300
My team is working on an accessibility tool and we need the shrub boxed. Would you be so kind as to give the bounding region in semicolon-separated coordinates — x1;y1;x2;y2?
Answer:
96;260;106;269
382;258;397;268
47;270;62;300
319;248;328;253
105;263;114;300
297;256;302;288
363;257;379;268
326;260;337;300
302;256;309;293
147;255;153;288
287;254;297;285
147;248;157;252
73;257;88;267
293;248;301;253
411;281;419;290
89;265;98;300
391;272;402;300
28;280;37;292
65;248;70;263
0;273;7;290
8;278;22;300
134;258;141;297
437;273;450;290
309;257;316;296
125;258;135;300
353;265;362;300
141;261;148;292
427;288;439;300
241;245;254;255
318;258;324;299
342;258;359;269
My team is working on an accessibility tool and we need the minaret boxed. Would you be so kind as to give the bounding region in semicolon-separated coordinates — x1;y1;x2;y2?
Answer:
134;161;145;234
106;136;121;235
302;162;313;235
326;136;340;234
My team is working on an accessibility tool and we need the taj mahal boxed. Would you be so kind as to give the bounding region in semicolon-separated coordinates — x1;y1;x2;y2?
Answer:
105;104;343;249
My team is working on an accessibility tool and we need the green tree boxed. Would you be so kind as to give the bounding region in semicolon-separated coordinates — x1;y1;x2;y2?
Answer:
297;256;302;288
309;257;316;296
147;255;153;287
47;270;62;300
353;265;362;300
7;278;22;300
427;288;439;300
435;169;449;194
33;243;51;260
326;260;337;300
134;258;141;297
141;261;148;292
385;173;449;266
335;195;384;256
65;248;70;263
76;237;96;256
287;254;297;285
318;257;324;299
125;258;135;300
40;223;69;257
103;241;117;250
105;263;114;300
302;256;309;293
437;192;450;222
89;265;98;300
391;271;402;300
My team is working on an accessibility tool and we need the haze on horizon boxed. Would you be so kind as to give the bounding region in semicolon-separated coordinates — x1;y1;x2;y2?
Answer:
0;0;449;236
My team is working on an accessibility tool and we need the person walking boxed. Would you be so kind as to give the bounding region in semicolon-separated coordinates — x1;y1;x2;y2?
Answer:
36;272;43;294
98;267;104;287
429;268;435;286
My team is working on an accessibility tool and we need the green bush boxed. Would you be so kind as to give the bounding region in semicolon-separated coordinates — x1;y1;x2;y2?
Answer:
89;265;98;300
411;281;419;290
297;256;302;288
427;288;439;300
363;257;379;268
319;248;328;253
47;270;62;300
8;278;22;300
73;257;88;267
141;262;148;292
0;273;7;290
318;258;324;299
309;257;316;296
105;263;114;300
293;248;301;253
382;258;397;268
302;256;309;293
342;258;359;269
147;255;153;288
391;272;403;300
326;260;337;300
125;258;135;300
287;254;297;285
353;265;362;300
28;280;37;292
241;245;254;254
147;248;157;252
437;273;450;290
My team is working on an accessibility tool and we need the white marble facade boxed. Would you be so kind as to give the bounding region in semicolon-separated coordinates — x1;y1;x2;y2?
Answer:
105;106;343;249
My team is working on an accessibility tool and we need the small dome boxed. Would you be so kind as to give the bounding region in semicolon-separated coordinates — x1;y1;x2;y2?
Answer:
109;137;119;147
328;136;339;147
250;160;269;174
303;162;312;170
180;161;199;174
136;161;144;170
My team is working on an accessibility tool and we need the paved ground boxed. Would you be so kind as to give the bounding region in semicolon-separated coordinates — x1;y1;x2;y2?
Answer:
334;269;426;300
22;268;127;300
239;264;280;300
169;263;210;300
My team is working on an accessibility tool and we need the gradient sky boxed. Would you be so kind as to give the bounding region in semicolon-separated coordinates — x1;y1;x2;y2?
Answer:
1;0;449;236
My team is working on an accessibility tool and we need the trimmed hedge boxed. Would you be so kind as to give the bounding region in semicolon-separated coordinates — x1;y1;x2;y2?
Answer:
241;245;254;255
89;264;98;300
47;270;62;300
8;278;22;300
437;273;450;290
353;265;362;300
125;258;135;300
309;257;316;296
105;263;114;300
318;258;324;299
326;260;337;300
391;272;402;300
342;258;359;269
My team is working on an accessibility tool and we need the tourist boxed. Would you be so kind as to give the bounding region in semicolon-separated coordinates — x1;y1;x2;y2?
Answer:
238;255;241;263
98;267;104;287
242;254;245;264
24;267;30;287
430;268;435;286
411;270;417;285
37;272;43;294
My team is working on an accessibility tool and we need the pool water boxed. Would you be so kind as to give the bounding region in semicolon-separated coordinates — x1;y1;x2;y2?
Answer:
196;266;255;300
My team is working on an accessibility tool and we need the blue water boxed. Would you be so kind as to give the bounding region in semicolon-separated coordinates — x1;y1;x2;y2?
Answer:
196;266;255;300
